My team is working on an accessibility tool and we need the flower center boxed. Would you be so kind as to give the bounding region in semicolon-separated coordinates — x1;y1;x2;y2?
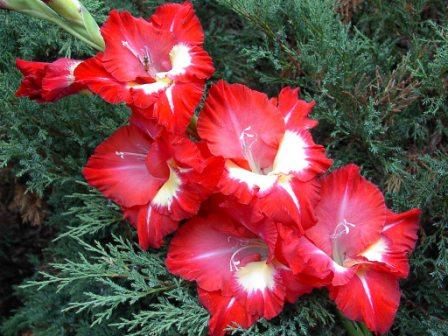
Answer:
236;260;276;292
331;218;356;265
228;238;268;272
239;126;261;174
122;41;159;77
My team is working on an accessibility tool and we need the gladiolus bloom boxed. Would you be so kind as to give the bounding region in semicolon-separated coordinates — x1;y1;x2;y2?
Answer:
197;81;332;232
167;201;321;336
75;2;214;133
279;164;420;333
16;58;83;102
83;122;222;249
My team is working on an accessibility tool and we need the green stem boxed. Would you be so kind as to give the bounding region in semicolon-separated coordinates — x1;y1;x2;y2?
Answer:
337;310;373;336
46;16;103;50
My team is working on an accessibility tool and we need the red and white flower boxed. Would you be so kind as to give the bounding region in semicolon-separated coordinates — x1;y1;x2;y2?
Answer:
82;121;222;249
167;201;321;335
279;164;420;333
197;81;332;232
75;2;214;133
16;58;84;102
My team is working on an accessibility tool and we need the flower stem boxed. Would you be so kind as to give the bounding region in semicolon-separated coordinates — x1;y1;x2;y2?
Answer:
337;310;373;336
46;15;103;51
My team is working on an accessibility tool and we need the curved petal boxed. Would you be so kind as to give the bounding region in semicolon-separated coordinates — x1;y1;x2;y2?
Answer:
124;204;179;249
15;59;47;102
256;177;320;232
123;139;220;250
166;214;256;293
278;225;354;286
165;44;214;81
129;106;163;139
133;81;204;134
101;10;175;82
276;87;318;130
232;260;285;319
149;1;204;45
357;208;420;278
306;164;386;258
83;125;165;208
383;208;420;254
272;129;332;181
74;54;132;105
198;81;285;171
151;81;205;133
218;160;278;204
278;268;320;303
130;79;171;109
329;269;400;334
198;289;256;336
136;204;179;249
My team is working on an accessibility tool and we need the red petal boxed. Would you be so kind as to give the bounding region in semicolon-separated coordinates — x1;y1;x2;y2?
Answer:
278;269;319;303
74;54;132;104
256;177;320;232
151;81;205;133
329;269;400;334
231;260;285;319
135;204;179;249
15;59;47;101
218;160;278;204
357;208;420;278
167;44;215;82
83;125;165;208
149;1;204;45
383;208;420;254
306;164;386;257
276;87;318;130
167;214;256;293
129;106;163;138
130;80;170;109
101;10;175;82
278;224;354;286
198;289;257;336
41;58;83;101
272;129;332;181
198;81;285;171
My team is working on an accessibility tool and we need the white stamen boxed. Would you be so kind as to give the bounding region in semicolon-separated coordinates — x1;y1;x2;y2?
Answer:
331;219;356;239
115;151;147;159
122;41;157;77
239;126;260;174
122;41;140;59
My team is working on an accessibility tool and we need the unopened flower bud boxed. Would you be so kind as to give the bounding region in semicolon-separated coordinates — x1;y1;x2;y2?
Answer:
44;0;83;24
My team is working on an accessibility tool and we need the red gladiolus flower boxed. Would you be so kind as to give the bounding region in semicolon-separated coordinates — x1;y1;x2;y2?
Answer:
75;2;214;133
82;122;222;249
16;58;83;102
197;80;332;232
167;200;322;336
279;164;420;333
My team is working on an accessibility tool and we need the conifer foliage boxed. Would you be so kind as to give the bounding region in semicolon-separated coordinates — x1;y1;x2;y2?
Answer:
1;1;447;335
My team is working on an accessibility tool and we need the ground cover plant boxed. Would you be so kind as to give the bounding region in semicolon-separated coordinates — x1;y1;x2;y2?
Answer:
0;0;447;335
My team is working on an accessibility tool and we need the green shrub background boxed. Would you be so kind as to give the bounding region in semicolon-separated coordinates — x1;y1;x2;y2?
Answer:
0;0;447;335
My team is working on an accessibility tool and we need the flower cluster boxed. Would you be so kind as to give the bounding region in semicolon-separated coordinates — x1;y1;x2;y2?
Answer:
15;2;420;335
